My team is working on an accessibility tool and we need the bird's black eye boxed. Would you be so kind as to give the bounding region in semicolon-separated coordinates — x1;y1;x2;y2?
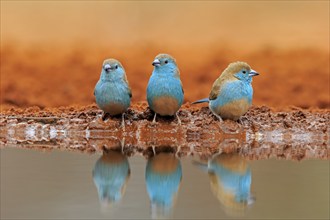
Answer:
242;70;246;74
115;65;118;69
164;60;168;64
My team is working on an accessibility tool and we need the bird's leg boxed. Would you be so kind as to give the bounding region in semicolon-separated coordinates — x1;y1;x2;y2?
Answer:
120;137;125;154
152;145;156;156
216;147;223;156
214;114;225;131
152;113;157;124
210;110;224;131
238;116;248;125
102;112;110;121
121;113;126;131
235;118;244;133
215;114;223;122
175;145;181;158
176;112;182;125
238;117;243;124
210;108;223;122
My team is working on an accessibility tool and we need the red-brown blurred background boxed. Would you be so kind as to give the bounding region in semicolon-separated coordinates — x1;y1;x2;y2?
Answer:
1;1;329;109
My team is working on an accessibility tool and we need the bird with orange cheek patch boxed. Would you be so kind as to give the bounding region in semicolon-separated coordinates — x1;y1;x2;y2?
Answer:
147;54;184;124
193;62;259;122
94;59;132;124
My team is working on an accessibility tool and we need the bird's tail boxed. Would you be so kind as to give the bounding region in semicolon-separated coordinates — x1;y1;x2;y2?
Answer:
191;98;209;104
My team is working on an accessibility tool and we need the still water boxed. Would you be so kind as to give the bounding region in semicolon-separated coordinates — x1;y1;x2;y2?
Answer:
1;148;329;219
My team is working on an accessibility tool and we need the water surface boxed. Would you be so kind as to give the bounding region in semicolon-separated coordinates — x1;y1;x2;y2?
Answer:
1;147;329;219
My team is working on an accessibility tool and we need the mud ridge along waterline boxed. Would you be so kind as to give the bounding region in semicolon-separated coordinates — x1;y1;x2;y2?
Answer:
0;104;329;160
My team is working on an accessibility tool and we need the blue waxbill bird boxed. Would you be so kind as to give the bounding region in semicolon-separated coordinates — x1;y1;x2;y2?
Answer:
94;59;132;124
147;54;184;124
193;61;259;121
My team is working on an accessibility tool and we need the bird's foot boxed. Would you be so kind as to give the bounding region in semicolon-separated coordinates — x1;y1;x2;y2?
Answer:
219;120;242;134
121;113;126;131
175;145;181;158
120;137;125;154
152;145;156;156
214;115;224;130
176;112;182;125
101;112;110;121
217;115;223;122
212;114;243;134
152;113;157;125
238;116;249;126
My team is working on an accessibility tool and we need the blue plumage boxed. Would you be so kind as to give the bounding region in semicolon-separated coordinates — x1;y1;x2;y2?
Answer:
94;59;132;117
193;62;259;121
147;72;184;109
193;153;254;213
208;154;252;203
145;153;182;218
209;79;253;111
92;150;130;206
146;54;184;123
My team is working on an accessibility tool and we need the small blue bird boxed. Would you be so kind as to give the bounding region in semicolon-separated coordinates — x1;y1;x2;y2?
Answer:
94;59;132;122
145;152;182;218
193;61;259;121
92;150;130;207
147;54;184;124
208;153;254;214
193;153;254;215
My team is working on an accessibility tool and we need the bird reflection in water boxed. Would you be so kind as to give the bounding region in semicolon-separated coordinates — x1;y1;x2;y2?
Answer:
92;149;130;208
196;152;254;216
145;150;182;219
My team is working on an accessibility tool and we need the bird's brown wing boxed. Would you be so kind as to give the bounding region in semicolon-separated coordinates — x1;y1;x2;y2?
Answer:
123;75;132;98
209;77;223;100
128;86;132;98
175;68;184;94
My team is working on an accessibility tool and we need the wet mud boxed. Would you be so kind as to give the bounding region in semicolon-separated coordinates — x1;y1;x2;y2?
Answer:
1;104;329;160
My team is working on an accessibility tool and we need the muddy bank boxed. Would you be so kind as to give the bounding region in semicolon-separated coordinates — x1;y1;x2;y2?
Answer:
1;104;329;160
1;103;329;132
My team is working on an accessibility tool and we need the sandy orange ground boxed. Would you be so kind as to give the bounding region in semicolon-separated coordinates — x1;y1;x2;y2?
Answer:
1;44;329;110
1;1;329;110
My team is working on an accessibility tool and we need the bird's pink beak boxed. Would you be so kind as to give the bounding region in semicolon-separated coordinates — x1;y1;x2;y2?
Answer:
104;64;112;72
249;69;259;77
152;59;161;67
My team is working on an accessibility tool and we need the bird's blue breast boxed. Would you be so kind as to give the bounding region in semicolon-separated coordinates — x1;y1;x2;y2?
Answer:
210;161;251;202
209;80;253;120
95;80;131;114
93;155;130;203
145;159;182;206
212;80;253;107
147;73;183;112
